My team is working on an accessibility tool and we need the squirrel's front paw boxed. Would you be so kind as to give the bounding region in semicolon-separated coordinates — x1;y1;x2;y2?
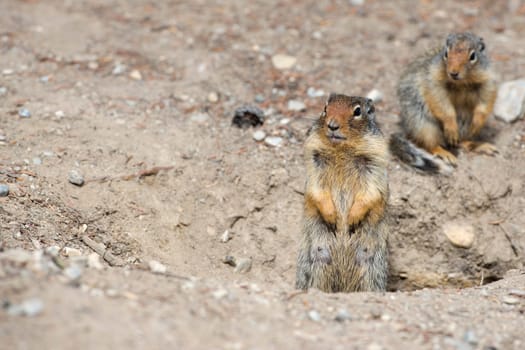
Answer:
444;122;459;146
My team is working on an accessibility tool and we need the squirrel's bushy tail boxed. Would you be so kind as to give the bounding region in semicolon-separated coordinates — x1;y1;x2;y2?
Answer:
389;133;451;174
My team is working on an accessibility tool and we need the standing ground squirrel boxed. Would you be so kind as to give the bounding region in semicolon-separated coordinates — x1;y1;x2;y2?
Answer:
390;32;498;173
296;94;389;292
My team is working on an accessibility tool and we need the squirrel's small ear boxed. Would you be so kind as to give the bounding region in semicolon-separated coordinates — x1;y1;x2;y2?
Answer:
478;38;485;52
365;98;375;113
327;93;337;104
445;34;453;47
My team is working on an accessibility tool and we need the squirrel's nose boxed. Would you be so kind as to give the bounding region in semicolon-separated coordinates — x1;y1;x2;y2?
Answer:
327;120;340;131
449;72;459;79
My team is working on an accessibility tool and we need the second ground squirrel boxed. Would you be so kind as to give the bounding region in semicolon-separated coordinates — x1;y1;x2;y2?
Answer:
390;32;498;173
296;94;389;293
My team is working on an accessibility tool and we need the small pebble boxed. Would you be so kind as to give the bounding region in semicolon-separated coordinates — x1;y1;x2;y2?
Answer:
18;108;31;118
287;100;306;112
443;221;475;248
334;309;353;322
63;247;82;257
88;61;99;70
220;230;232;243
463;329;478;345
6;298;44;317
68;170;85;187
63;264;83;281
264;136;283;147
271;54;297;70
306;87;325;98
0;184;9;197
307;310;321;322
112;63;127;75
32;157;42;165
223;255;236;267
87;253;104;270
502;296;520;305
0;86;7;96
234;257;252;273
212;289;229;300
55;110;65;118
207;92;219;103
129;70;142;80
2;69;14;75
253;130;266;142
509;289;525;298
45;245;60;257
148;260;167;274
254;94;265;103
39;76;49;83
190;112;210;124
350;0;365;6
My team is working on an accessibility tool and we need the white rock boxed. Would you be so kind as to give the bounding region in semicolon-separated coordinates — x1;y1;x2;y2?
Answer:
502;296;520;305
87;253;104;270
112;63;127;75
45;246;60;257
306;87;325;98
264;136;283;147
63;247;82;257
271;54;297;70
7;298;44;317
129;70;142;80
307;310;321;322
55;110;65;118
494;80;525;123
207;92;219;103
88;61;99;70
68;170;85;187
366;89;383;103
234;258;252;273
212;288;229;300
149;260;167;274
220;230;232;243
443;222;475;248
334;309;352;322
350;0;365;5
252;130;266;142
64;264;83;281
287;100;306;111
190;112;210;124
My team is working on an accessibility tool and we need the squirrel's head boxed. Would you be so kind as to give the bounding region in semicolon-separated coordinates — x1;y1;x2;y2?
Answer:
442;32;488;82
319;94;379;144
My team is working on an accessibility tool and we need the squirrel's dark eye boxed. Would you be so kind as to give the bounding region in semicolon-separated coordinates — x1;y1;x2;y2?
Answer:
444;50;448;60
469;51;476;62
353;106;361;117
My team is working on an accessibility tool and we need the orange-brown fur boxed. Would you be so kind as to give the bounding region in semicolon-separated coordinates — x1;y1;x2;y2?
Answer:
296;94;389;292
391;32;498;172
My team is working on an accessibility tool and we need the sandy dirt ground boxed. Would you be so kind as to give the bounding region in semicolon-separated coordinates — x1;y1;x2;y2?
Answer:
1;0;525;349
